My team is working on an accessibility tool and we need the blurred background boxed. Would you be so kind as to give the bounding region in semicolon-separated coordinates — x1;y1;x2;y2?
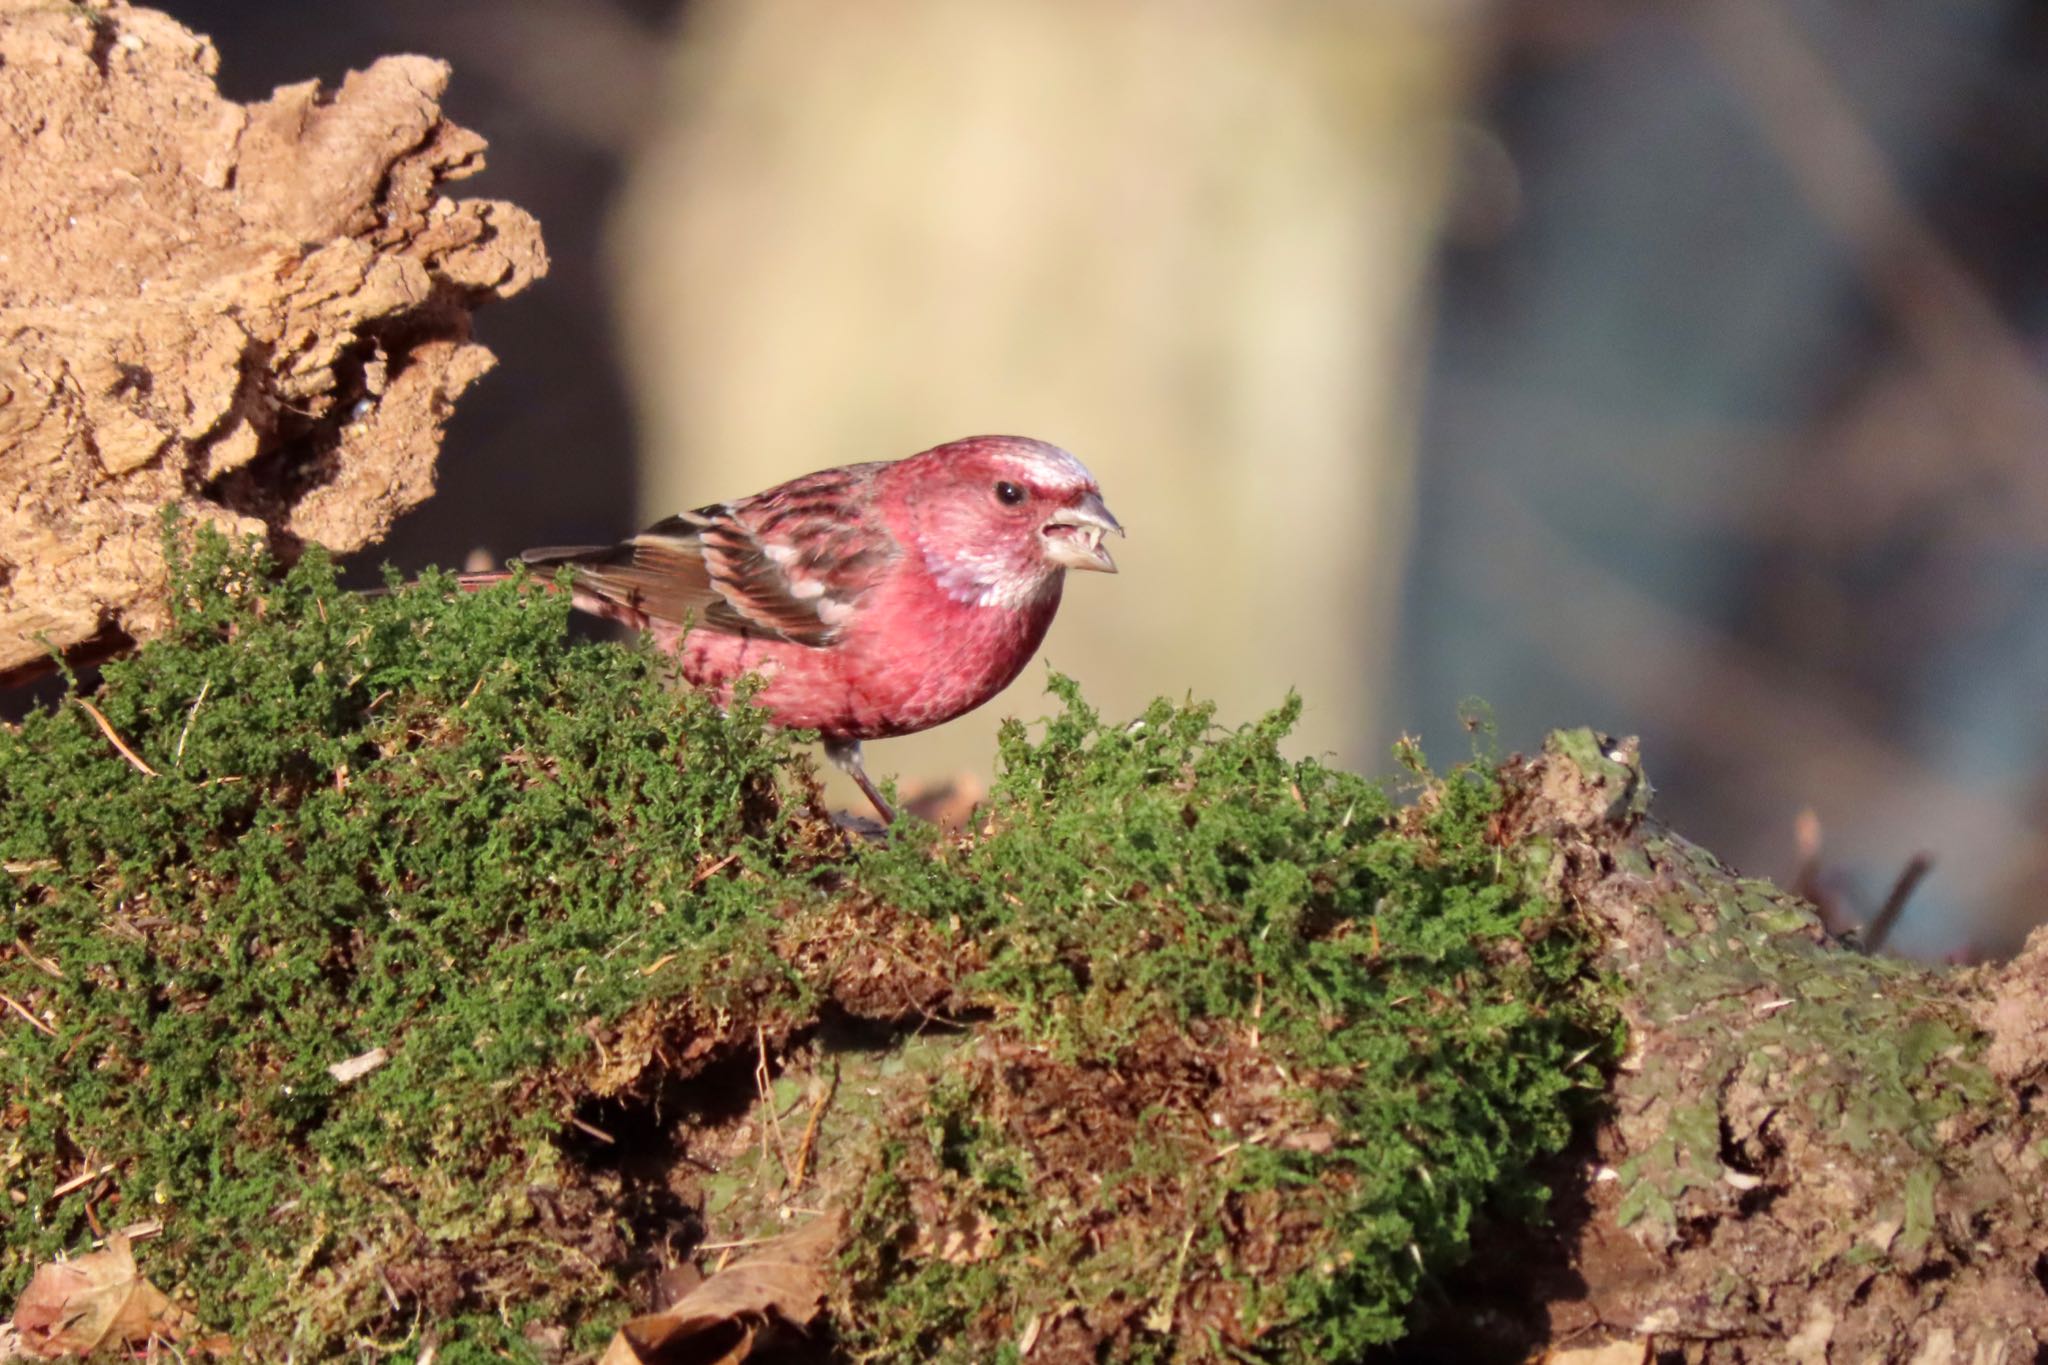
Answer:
162;0;2048;959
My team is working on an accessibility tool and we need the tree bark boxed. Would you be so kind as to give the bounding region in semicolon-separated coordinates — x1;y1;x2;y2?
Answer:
0;0;546;683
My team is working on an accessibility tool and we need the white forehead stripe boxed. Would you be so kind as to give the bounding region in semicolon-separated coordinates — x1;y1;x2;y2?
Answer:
998;439;1095;491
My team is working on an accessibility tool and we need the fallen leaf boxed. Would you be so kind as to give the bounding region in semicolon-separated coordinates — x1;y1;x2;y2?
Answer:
8;1235;197;1358
911;1208;998;1266
598;1214;841;1365
1546;1341;1650;1365
1017;1313;1043;1357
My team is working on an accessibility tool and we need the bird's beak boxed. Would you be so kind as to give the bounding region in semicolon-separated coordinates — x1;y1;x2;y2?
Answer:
1041;492;1125;573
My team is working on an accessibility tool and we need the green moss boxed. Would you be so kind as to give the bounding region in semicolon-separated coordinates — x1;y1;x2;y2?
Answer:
2;523;820;1353
2;525;1617;1361
1611;822;2000;1255
839;693;1614;1359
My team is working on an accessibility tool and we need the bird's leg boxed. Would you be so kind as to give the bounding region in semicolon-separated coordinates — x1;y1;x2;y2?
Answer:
823;736;896;825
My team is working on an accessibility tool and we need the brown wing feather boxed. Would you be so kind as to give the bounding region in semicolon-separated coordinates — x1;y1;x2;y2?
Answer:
520;523;728;630
520;463;897;646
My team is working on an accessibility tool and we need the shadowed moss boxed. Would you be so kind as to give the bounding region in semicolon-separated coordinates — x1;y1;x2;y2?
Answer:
1607;824;1999;1257
2;526;1616;1361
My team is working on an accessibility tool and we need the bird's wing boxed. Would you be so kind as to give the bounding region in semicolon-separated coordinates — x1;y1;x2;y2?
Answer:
521;463;898;646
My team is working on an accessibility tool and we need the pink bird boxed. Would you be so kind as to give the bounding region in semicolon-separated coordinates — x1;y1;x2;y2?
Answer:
470;435;1123;823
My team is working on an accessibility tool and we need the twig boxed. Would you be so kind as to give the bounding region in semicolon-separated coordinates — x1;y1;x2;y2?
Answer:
1789;806;1930;951
691;852;740;887
2;991;57;1037
174;677;209;765
756;1023;797;1186
14;938;65;980
568;1116;615;1145
52;1162;115;1199
789;1064;840;1191
1865;853;1934;953
326;1046;389;1086
74;698;157;776
1144;1222;1200;1333
576;1017;615;1071
91;1219;163;1249
599;928;646;963
1790;807;1852;937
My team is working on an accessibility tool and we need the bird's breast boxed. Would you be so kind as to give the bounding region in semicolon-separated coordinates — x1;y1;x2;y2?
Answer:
678;574;1064;740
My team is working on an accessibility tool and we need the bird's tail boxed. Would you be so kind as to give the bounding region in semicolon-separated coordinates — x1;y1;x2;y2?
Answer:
451;562;661;639
361;562;660;642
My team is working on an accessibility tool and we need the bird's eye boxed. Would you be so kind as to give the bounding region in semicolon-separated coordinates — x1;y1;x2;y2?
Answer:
994;481;1026;506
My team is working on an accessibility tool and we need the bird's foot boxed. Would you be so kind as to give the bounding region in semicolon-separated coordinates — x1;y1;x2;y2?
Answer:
822;736;896;826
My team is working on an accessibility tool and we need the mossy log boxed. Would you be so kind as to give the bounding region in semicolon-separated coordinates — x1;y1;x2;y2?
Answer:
1;536;2042;1363
6;8;2040;1358
1448;734;2048;1362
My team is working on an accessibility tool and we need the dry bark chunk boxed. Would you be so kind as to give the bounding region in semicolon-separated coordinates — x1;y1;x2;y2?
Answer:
1969;922;2048;1086
0;1;546;681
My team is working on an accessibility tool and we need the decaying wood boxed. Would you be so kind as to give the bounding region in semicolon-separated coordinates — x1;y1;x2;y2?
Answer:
1430;731;2048;1361
0;0;546;682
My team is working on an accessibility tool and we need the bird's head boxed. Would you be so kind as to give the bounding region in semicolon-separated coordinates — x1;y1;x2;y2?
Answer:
897;435;1124;609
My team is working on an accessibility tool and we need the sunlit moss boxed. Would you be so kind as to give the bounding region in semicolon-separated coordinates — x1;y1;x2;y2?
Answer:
2;522;819;1352
842;685;1614;1360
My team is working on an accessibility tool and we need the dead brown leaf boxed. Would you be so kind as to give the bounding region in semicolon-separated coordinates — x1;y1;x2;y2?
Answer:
7;1235;202;1358
911;1208;998;1266
597;1213;841;1365
1546;1339;1651;1365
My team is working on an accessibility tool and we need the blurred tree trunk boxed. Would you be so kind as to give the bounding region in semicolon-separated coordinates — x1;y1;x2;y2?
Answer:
611;0;1480;798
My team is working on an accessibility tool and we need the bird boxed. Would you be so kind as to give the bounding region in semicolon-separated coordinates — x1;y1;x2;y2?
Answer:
464;435;1123;824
